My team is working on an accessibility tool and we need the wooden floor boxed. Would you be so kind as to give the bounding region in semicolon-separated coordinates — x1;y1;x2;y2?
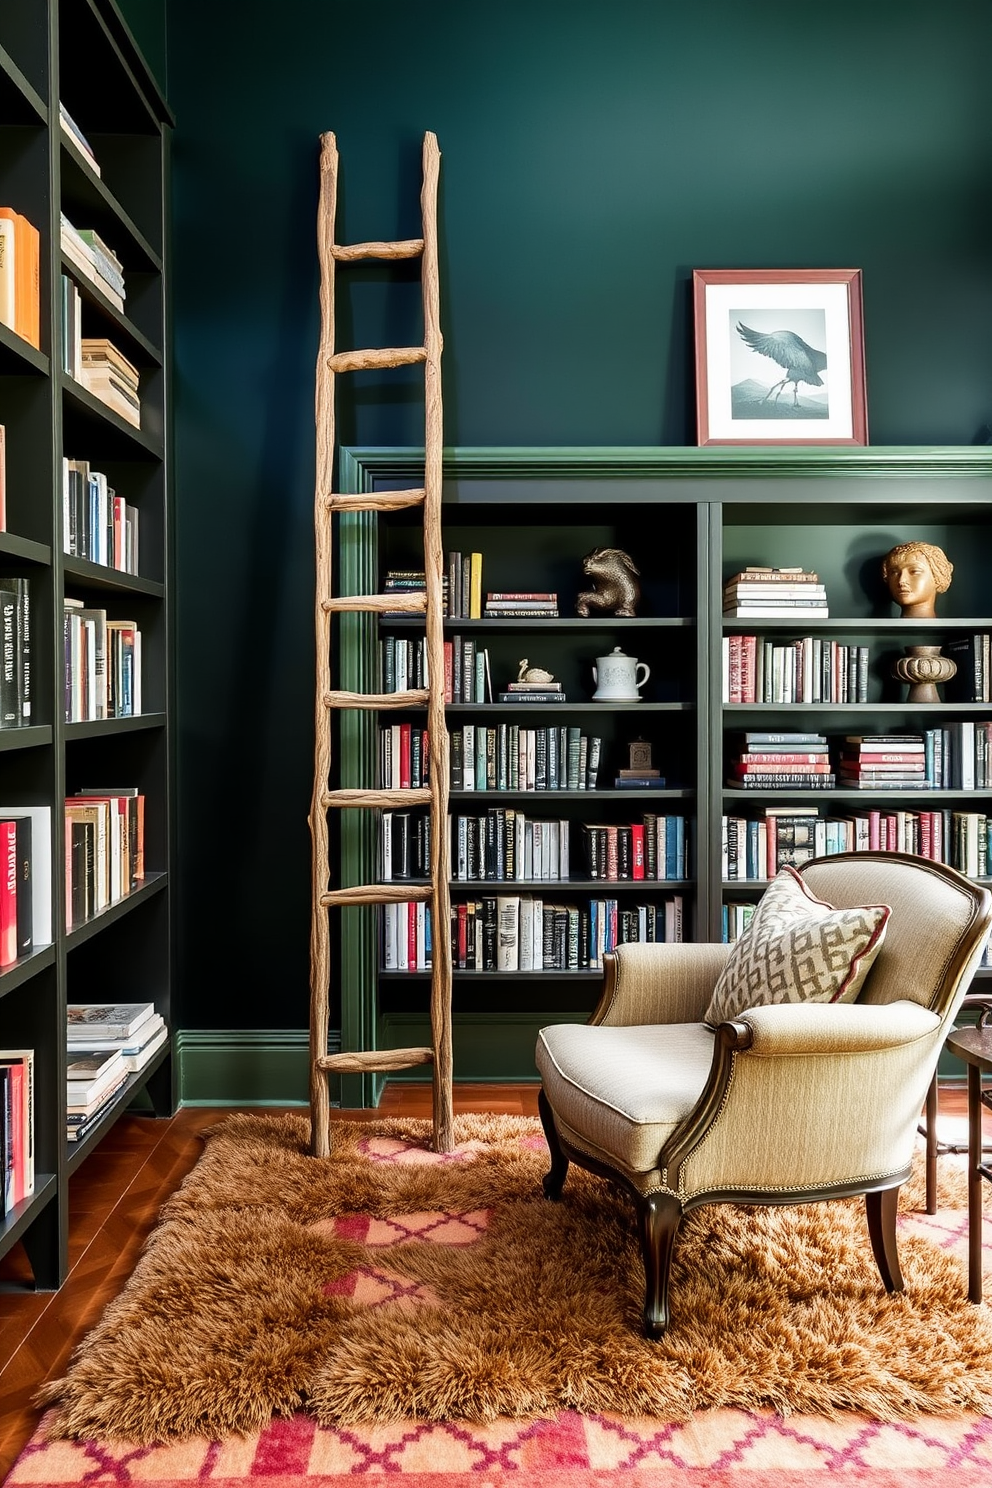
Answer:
0;1081;973;1480
0;1084;539;1479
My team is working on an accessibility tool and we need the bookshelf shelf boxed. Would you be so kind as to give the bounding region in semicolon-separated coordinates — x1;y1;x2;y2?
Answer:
0;0;173;1287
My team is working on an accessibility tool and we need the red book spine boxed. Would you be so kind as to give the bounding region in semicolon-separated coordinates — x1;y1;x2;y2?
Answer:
741;634;757;704
631;823;645;880
728;635;742;703
399;723;412;789
443;641;453;705
407;902;417;971
765;816;777;879
0;819;17;965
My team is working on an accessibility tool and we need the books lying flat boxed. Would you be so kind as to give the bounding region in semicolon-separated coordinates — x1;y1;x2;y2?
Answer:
724;606;829;618
67;1000;155;1040
70;1021;167;1074
497;691;567;702
733;781;833;793
66;1011;165;1054
66;1048;127;1102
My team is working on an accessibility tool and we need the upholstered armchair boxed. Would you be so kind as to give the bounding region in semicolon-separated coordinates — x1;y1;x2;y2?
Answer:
536;852;992;1338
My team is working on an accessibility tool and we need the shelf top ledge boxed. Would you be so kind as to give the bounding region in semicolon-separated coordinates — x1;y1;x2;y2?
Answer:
341;445;992;483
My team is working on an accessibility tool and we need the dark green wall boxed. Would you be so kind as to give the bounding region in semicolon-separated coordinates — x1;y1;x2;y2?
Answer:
164;0;992;1031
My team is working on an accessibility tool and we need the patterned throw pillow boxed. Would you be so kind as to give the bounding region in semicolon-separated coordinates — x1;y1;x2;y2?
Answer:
704;865;890;1027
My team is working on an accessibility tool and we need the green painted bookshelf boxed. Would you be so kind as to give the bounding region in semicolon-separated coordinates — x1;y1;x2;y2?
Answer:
333;446;992;1101
0;0;173;1287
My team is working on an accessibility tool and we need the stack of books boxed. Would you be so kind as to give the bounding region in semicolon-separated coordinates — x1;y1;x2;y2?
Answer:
66;1001;166;1142
723;567;828;619
79;338;140;428
60;214;125;311
837;735;927;790
728;731;834;789
614;767;667;790
382;569;445;618
497;679;567;703
484;591;559;618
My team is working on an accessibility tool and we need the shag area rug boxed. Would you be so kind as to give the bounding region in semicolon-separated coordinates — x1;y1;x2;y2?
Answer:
36;1113;992;1446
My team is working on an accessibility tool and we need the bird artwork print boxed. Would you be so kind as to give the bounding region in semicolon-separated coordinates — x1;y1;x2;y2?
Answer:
732;320;830;420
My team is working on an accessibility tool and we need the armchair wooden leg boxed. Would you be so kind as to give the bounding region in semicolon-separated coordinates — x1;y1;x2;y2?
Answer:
924;1074;938;1215
537;1087;570;1200
637;1190;682;1339
865;1186;904;1294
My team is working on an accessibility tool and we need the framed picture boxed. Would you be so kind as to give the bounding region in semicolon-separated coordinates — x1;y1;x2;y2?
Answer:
693;268;867;446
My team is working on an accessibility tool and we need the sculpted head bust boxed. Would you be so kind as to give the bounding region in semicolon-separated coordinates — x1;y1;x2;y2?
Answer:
881;541;953;619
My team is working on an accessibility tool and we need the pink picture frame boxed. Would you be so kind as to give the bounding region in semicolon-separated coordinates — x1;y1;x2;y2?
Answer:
693;268;868;447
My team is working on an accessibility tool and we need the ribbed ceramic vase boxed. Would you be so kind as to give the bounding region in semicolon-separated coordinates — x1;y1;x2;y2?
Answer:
891;645;957;703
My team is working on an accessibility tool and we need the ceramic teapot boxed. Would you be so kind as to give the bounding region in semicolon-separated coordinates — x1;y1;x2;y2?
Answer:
591;646;650;702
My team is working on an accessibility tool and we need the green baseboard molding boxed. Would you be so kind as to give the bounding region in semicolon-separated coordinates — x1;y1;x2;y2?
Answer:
175;1029;333;1106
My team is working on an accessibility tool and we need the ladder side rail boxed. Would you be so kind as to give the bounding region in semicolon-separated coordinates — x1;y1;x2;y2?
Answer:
309;131;340;1158
420;131;454;1153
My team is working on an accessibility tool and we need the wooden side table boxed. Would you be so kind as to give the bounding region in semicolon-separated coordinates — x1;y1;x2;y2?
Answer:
944;1024;992;1303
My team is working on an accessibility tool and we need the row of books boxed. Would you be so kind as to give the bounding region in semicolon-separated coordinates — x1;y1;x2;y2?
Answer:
0;206;41;350
943;634;992;703
722;806;992;881
727;729;992;791
381;810;431;880
62;458;140;573
451;812;570;883
1;1049;34;1215
0;807;52;970
66;1001;166;1143
60;214;125;311
722;633;992;706
723;567;828;619
378;723;607;793
582;816;688;881
382;807;689;884
448;724;602;793
382;893;686;974
446;552;483;618
380;724;430;790
64;600;142;721
64;791;145;930
723;636;868;704
0;575;30;727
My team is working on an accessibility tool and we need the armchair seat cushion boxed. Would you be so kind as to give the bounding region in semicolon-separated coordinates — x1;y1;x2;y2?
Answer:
536;1021;715;1174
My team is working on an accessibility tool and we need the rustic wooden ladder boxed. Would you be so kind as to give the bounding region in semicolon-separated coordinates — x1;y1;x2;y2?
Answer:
309;131;453;1157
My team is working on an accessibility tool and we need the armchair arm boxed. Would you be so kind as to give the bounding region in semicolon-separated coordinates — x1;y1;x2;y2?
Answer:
665;1000;943;1197
728;999;940;1055
592;941;732;1026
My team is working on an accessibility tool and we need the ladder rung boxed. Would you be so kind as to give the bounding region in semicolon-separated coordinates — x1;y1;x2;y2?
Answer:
328;346;427;374
325;688;429;710
332;239;424;262
325;489;426;512
317;1047;434;1074
322;592;428;615
321;883;433;908
323;787;432;809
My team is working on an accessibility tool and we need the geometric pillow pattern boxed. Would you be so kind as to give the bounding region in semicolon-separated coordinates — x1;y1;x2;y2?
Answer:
704;864;891;1027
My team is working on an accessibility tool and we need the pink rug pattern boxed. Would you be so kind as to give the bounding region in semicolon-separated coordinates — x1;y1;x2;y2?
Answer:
7;1135;992;1488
